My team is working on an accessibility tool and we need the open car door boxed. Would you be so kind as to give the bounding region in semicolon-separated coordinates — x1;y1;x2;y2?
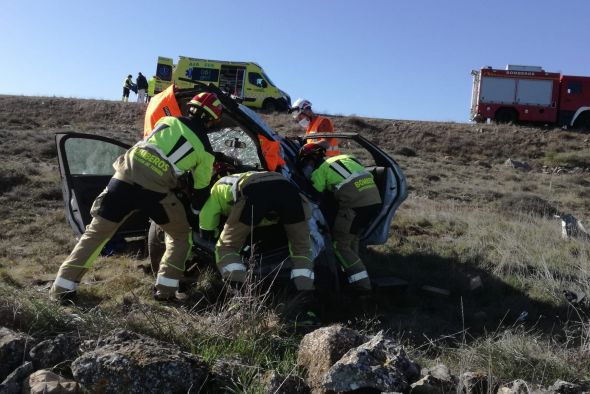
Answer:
55;133;150;238
297;132;408;246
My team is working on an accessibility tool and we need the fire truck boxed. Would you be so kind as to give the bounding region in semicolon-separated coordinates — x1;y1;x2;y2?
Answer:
470;65;590;130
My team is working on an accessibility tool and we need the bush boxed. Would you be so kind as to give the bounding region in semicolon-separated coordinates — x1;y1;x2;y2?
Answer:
545;150;590;169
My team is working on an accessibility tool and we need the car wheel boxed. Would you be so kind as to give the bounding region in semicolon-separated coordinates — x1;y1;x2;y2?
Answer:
148;221;166;275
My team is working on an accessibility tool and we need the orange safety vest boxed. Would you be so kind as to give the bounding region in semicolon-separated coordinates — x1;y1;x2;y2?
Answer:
306;115;340;156
259;136;286;171
143;84;182;138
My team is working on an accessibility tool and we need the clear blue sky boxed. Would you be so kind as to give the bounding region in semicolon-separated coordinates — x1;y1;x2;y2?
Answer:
1;0;589;122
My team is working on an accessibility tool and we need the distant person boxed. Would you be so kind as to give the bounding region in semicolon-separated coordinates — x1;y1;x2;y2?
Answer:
136;72;149;103
147;75;157;102
122;74;133;103
289;98;340;157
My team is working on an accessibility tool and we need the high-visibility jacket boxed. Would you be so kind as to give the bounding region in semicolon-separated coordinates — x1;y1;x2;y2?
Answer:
259;136;285;171
306;115;340;157
147;78;156;97
310;154;380;208
199;171;280;231
123;77;133;89
143;85;182;138
145;116;215;190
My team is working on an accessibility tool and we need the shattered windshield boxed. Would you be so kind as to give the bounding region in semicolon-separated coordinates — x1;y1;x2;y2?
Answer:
208;127;262;168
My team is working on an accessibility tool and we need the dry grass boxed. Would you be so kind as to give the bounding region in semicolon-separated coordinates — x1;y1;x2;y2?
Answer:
1;95;590;387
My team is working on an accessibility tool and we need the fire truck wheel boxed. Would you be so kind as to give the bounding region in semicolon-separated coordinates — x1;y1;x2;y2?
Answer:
495;108;517;124
574;112;590;133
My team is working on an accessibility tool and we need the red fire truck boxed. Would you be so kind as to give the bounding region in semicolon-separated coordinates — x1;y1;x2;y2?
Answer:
470;65;590;130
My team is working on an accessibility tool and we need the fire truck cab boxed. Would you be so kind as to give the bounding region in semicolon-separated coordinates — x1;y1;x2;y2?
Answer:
471;65;590;130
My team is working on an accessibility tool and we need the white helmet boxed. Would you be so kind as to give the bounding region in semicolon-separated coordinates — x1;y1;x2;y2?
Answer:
289;98;312;117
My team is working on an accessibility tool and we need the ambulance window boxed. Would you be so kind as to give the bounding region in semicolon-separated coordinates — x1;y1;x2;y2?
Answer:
191;67;219;82
156;64;173;81
248;72;267;88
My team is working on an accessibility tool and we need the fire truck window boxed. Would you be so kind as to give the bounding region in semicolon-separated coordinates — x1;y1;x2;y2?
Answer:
567;81;582;94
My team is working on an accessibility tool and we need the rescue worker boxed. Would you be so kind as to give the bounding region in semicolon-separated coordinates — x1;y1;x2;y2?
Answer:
147;75;157;102
143;84;182;137
122;74;133;102
297;143;381;291
199;171;314;291
50;92;223;302
136;72;149;103
289;98;340;157
259;136;286;172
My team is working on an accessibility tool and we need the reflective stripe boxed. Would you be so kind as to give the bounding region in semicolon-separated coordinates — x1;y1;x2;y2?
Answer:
290;268;315;280
221;263;247;274
156;274;179;288
54;276;78;290
327;146;339;151
335;172;367;191
329;161;352;179
134;142;183;174
167;141;193;164
348;271;369;283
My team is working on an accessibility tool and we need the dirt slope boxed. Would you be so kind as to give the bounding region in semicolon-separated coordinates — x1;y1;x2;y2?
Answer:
1;95;590;386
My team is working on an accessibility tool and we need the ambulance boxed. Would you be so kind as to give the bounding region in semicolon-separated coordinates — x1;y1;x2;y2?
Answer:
154;56;291;112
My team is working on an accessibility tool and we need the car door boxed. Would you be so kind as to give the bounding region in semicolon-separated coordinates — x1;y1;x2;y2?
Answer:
55;132;150;238
300;132;408;245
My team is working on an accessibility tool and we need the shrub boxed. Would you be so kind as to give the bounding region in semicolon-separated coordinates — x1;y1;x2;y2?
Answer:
545;150;590;169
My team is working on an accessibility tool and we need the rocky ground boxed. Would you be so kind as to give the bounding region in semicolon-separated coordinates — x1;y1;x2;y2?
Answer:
1;95;590;392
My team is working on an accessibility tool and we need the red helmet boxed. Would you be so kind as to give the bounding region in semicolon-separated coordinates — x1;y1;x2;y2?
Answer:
188;92;223;120
297;143;326;165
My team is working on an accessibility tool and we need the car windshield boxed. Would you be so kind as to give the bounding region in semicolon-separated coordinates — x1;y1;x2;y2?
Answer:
208;127;263;168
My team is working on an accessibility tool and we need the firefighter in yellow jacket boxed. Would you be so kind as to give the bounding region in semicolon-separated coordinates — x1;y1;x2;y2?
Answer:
199;171;314;291
297;143;381;291
50;92;223;302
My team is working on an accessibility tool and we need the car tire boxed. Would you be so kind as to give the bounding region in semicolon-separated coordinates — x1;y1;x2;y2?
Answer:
148;221;166;275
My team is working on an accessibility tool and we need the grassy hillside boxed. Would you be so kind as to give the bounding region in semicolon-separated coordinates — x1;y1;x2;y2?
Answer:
1;95;590;388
